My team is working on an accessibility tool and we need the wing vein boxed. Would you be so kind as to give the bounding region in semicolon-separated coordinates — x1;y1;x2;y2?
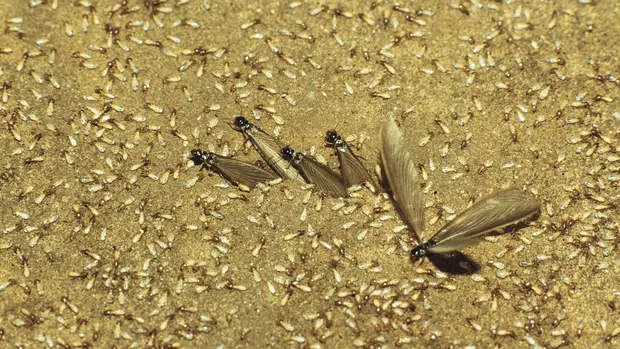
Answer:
247;129;305;182
212;155;280;189
380;120;424;241
298;155;348;198
427;189;541;253
338;145;377;191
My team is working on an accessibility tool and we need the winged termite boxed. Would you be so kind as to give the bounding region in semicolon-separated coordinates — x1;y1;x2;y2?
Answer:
233;116;305;182
190;149;280;189
325;130;377;193
380;119;541;262
280;146;348;198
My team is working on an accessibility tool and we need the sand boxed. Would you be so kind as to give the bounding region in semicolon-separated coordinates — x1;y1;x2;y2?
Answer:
0;0;619;348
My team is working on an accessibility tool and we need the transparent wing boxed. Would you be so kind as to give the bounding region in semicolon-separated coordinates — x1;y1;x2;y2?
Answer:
247;128;305;182
211;155;280;189
380;119;424;242
298;155;348;198
427;189;541;253
338;144;377;192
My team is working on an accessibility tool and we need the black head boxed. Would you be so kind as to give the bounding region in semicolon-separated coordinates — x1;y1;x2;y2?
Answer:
190;149;206;166
233;115;251;131
190;149;215;168
325;130;344;147
410;241;434;263
280;146;296;161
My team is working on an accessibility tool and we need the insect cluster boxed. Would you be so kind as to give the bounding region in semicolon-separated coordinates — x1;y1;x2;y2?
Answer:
191;115;376;197
192;116;542;263
1;0;616;347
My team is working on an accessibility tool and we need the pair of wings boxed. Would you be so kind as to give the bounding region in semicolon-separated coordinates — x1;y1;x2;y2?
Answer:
336;144;378;192
208;154;279;189
243;126;306;183
380;120;541;254
293;154;348;198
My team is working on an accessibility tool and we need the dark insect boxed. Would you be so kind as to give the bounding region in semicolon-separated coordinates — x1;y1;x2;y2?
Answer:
232;116;304;182
325;130;377;192
280;146;348;198
190;149;279;189
380;119;541;263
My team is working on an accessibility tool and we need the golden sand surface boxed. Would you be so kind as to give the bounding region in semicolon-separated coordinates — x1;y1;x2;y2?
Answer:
0;0;619;348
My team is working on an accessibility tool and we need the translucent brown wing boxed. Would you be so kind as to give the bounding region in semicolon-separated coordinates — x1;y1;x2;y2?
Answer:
427;189;541;254
380;119;424;242
297;155;348;198
246;127;305;182
337;144;377;192
210;155;280;189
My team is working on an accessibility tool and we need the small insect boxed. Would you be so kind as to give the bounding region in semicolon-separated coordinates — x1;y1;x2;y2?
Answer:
325;130;377;192
380;119;541;262
190;149;279;189
233;116;305;182
280;146;348;198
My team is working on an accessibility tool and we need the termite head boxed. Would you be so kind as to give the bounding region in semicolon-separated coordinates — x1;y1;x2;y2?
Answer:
280;146;297;161
190;149;215;169
233;115;252;131
410;241;436;263
325;130;344;148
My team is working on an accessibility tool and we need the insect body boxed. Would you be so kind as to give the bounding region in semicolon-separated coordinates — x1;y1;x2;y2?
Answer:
325;130;377;192
280;146;348;198
190;149;279;189
233;116;304;182
380;119;541;262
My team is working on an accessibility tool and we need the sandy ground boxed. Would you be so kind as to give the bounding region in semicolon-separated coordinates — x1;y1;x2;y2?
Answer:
0;0;619;348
